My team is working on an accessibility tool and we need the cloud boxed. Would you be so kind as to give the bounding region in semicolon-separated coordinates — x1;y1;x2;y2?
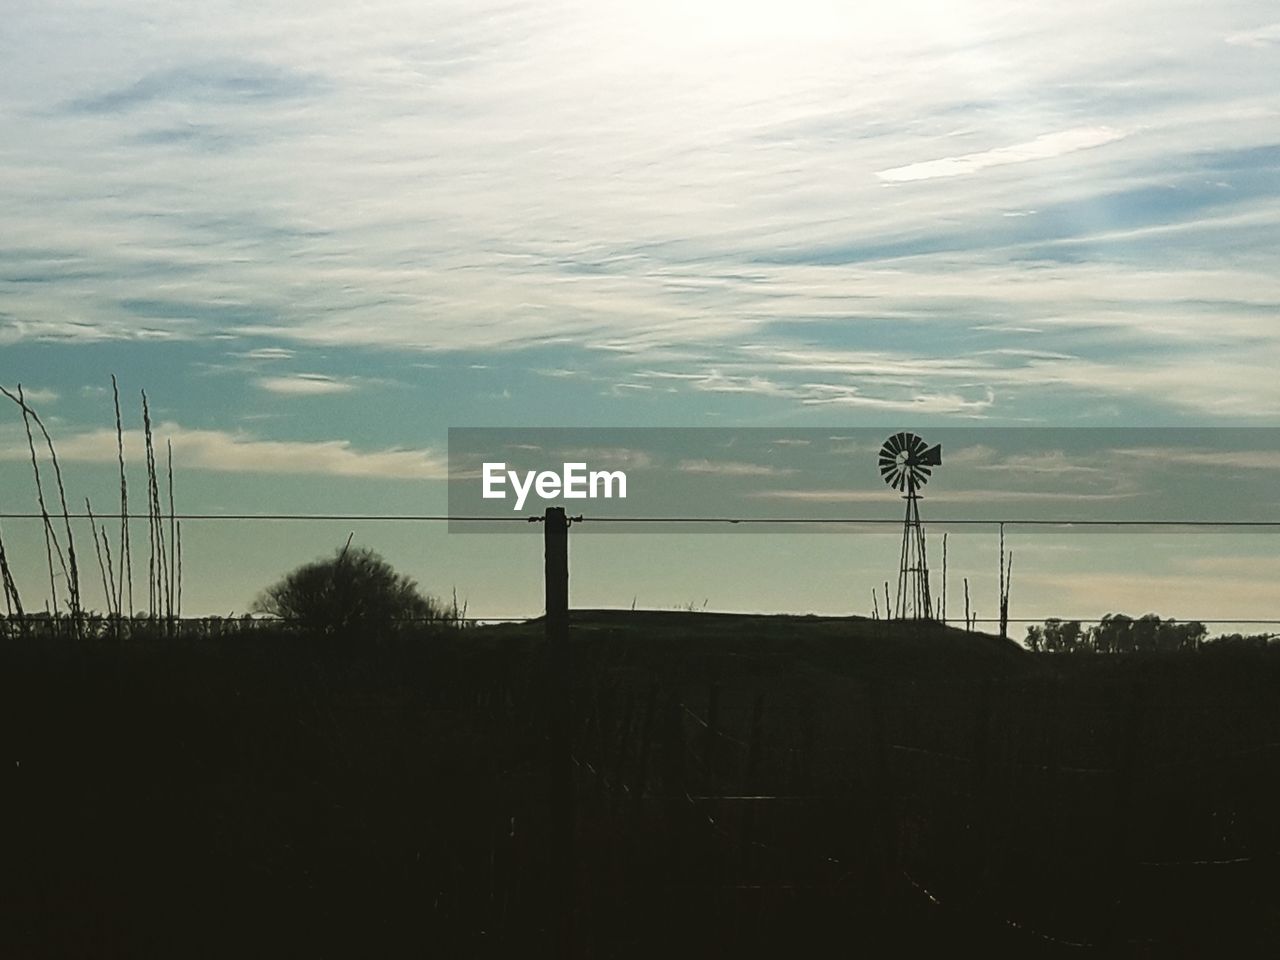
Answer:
0;423;446;480
973;450;1104;476
1225;24;1280;47
799;384;995;415
1;0;1279;425
1111;447;1280;471
5;386;59;406
876;127;1126;182
559;448;654;469
677;459;797;477
749;488;1138;504
65;60;319;114
256;374;357;396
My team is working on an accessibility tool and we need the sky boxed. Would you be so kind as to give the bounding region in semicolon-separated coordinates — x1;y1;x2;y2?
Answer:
1;1;1278;633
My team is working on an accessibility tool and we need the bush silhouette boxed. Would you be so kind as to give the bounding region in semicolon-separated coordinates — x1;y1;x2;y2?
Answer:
252;545;445;637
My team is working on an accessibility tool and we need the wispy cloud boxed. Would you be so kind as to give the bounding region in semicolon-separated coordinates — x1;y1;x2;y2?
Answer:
1;0;1278;427
973;450;1104;476
64;60;320;114
237;347;295;361
749;488;1138;504
1112;447;1280;471
1225;23;1280;47
560;448;654;469
256;374;357;396
677;459;796;477
6;386;59;405
877;127;1126;183
0;423;446;480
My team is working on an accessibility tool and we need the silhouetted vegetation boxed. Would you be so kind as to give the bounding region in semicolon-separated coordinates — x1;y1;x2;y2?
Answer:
251;544;461;638
1026;613;1215;653
3;611;1279;957
1;379;180;631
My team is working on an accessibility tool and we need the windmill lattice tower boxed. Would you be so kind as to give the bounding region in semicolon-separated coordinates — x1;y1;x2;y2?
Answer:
878;432;943;619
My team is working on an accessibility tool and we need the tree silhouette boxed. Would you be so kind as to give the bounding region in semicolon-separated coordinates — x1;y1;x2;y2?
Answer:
1026;618;1085;653
1027;614;1209;654
252;545;445;637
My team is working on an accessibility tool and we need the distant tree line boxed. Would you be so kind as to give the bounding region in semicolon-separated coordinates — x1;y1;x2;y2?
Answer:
1026;614;1222;654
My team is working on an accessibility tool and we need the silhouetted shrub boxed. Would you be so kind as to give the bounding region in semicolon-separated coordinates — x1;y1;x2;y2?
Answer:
252;545;446;638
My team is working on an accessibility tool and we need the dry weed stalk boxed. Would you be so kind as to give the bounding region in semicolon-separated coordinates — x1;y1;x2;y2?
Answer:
4;385;63;610
2;384;82;621
27;393;83;621
113;375;133;617
0;521;23;620
86;498;114;618
142;391;171;618
998;524;1014;640
175;520;183;621
101;523;118;621
941;532;948;625
167;439;176;617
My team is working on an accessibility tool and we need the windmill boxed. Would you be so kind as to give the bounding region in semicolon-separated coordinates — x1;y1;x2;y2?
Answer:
878;432;942;619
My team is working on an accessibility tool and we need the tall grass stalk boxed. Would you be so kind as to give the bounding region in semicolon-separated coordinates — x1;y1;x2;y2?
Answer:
25;390;83;623
113;375;133;617
86;498;114;619
142;391;169;619
3;385;74;617
0;521;23;620
167;439;176;618
941;533;948;625
102;523;118;624
175;520;183;621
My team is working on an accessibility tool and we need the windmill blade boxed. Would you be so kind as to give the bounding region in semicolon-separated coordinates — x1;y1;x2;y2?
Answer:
878;432;941;500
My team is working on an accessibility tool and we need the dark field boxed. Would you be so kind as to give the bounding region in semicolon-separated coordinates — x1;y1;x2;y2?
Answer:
3;611;1279;957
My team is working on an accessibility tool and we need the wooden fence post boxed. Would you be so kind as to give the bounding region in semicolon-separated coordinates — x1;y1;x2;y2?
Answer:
544;506;574;954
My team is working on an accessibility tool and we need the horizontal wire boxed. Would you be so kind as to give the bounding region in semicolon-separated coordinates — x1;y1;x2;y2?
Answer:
575;516;1280;526
0;512;531;522
1;511;1278;526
